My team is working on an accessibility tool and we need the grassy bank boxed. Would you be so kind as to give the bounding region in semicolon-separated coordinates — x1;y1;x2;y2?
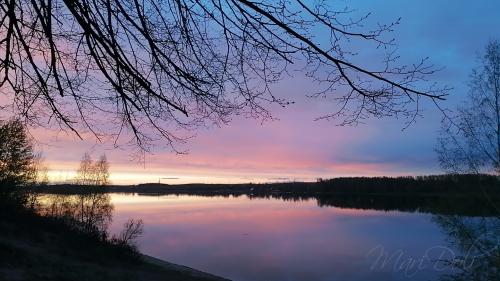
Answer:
0;209;228;281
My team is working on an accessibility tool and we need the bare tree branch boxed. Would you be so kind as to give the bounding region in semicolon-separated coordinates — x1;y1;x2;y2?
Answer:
0;0;449;150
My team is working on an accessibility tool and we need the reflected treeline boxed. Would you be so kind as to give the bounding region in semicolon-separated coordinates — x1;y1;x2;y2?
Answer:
135;192;499;217
433;215;500;281
37;192;113;240
265;193;500;217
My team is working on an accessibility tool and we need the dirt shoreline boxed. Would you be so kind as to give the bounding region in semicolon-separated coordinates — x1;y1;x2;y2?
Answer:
141;255;231;281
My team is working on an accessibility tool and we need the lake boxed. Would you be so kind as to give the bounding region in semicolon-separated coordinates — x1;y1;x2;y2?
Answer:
102;193;497;281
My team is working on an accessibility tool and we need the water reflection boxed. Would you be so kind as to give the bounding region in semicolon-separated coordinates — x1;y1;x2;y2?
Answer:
109;194;497;281
38;192;499;281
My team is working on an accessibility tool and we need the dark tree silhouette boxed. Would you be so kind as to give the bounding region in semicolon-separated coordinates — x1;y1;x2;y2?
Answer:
111;218;144;248
433;215;500;281
0;0;448;150
75;152;94;185
0;119;37;204
94;154;110;186
437;41;500;175
39;193;114;240
75;152;110;186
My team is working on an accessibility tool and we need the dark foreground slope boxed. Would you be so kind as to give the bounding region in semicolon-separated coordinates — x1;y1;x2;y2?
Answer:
0;210;228;281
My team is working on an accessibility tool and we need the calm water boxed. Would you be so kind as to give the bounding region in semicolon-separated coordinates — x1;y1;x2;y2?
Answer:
106;194;476;281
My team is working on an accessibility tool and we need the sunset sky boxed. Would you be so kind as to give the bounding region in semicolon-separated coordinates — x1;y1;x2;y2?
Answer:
26;1;500;184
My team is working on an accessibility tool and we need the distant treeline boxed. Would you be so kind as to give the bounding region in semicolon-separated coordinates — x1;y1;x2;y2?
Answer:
38;174;500;216
144;174;500;195
42;173;499;194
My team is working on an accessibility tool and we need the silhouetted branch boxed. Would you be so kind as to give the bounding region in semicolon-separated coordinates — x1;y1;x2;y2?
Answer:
0;0;449;150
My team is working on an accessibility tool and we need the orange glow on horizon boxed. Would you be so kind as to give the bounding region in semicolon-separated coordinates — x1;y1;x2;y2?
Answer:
46;158;417;185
